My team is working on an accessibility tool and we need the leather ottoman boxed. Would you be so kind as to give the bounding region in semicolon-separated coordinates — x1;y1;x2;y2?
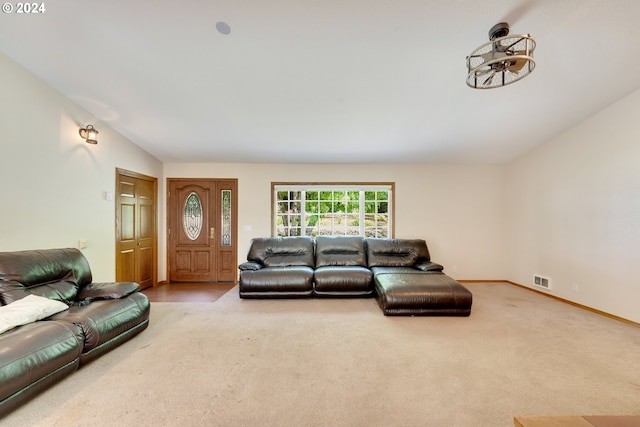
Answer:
374;273;472;316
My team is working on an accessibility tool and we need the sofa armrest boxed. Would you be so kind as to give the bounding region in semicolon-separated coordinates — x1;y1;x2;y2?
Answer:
414;261;444;272
77;282;139;302
239;261;263;271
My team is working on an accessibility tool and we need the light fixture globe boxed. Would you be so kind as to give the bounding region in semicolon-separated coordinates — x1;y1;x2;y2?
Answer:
79;124;99;144
466;22;536;89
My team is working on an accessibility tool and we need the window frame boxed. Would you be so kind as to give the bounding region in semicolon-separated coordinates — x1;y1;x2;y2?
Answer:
271;182;395;238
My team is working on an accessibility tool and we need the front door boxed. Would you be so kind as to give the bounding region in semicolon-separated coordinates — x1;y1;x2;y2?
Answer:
168;178;237;283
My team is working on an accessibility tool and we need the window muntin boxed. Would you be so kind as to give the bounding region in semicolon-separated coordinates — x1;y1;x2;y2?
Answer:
273;184;393;238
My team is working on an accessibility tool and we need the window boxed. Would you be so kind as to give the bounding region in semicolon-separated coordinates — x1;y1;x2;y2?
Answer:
272;183;394;238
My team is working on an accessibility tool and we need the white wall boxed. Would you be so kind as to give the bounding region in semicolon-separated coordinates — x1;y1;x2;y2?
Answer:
162;163;507;282
0;53;163;281
1;51;507;287
506;89;640;323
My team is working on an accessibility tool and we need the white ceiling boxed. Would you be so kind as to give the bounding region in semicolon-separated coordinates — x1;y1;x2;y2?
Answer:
2;0;639;164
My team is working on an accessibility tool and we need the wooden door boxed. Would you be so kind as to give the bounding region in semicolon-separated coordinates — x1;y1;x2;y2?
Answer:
168;178;237;283
116;169;157;289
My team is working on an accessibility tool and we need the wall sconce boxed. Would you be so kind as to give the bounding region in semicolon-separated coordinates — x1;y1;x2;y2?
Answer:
79;124;99;144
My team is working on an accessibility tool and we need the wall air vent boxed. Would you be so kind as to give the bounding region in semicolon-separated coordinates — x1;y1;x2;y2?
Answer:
533;274;551;290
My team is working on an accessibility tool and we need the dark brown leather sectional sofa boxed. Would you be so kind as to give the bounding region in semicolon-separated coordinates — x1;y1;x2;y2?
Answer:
0;248;150;417
239;236;473;316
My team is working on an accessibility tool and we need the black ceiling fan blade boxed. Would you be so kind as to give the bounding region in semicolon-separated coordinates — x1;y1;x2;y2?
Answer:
499;0;542;26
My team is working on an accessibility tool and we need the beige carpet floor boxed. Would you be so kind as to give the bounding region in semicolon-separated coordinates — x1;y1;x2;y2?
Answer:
3;282;640;427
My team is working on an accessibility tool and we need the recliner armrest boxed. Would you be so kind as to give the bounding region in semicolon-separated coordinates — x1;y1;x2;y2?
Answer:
77;281;139;302
414;261;444;272
239;261;263;271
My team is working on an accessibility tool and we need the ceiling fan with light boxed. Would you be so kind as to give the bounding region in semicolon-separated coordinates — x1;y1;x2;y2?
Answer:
466;22;536;89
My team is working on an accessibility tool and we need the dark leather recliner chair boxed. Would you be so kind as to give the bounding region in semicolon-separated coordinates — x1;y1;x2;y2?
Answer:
238;236;315;298
365;238;444;276
314;236;373;297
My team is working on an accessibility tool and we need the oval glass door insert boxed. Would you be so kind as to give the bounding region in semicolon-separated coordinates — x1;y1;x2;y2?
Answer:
183;192;203;240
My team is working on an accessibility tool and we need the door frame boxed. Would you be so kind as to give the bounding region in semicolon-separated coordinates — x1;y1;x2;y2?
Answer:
166;178;238;283
115;168;158;288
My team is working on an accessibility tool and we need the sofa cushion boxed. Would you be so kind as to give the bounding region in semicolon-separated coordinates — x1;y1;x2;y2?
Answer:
315;236;366;267
0;248;92;304
51;292;150;364
0;320;83;414
246;237;315;268
366;238;431;268
314;266;373;296
0;294;69;334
